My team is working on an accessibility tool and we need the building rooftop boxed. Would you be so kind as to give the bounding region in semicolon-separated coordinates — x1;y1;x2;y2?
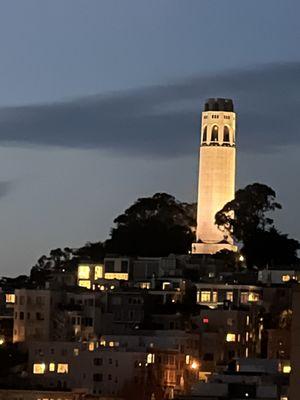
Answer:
204;98;234;112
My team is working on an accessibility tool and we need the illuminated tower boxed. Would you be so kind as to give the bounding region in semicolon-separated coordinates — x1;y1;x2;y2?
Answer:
192;98;237;254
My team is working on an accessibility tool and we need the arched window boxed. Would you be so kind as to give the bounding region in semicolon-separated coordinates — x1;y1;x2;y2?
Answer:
202;126;207;142
223;126;230;142
211;125;218;142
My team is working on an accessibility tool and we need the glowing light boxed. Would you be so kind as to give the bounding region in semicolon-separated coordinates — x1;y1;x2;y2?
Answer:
0;338;5;345
283;365;291;374
226;333;236;342
5;294;15;304
49;363;55;372
57;363;69;374
239;255;245;262
33;363;46;374
78;265;90;280
78;280;91;289
190;361;199;370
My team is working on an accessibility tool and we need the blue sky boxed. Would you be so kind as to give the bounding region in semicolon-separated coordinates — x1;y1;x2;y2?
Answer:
0;0;300;275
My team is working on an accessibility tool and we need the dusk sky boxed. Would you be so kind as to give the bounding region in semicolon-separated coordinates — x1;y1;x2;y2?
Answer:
1;0;300;276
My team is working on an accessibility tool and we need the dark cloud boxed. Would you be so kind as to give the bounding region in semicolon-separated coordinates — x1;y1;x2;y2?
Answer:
0;63;299;157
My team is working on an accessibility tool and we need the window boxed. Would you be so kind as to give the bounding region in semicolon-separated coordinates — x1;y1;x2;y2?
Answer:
283;365;291;374
139;282;150;289
202;126;207;142
57;363;69;374
73;348;79;356
211;125;218;142
5;294;15;304
212;291;218;303
33;363;46;374
93;373;103;382
49;363;55;372
248;292;259;302
78;280;91;289
104;272;128;280
94;358;103;366
162;282;171;290
105;261;115;272
240;292;248;304
94;265;103;280
200;291;211;302
226;333;236;342
20;312;24;320
223;126;230;142
121;260;129;272
36;312;44;320
282;275;291;282
108;374;112;381
78;265;90;280
226;291;233;302
147;353;155;364
89;342;95;351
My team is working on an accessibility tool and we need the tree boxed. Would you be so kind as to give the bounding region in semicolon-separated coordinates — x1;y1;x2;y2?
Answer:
106;193;196;256
215;183;299;268
215;183;282;242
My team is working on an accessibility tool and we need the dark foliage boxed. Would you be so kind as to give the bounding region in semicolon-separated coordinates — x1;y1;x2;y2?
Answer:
106;193;196;256
215;183;299;268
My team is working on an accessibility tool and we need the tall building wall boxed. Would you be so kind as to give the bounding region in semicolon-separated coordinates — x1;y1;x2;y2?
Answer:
193;98;237;254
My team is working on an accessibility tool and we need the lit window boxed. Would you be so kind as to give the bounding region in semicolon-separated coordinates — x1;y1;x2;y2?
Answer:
246;332;249;342
33;363;46;374
104;272;128;281
200;291;211;302
212;291;218;303
162;282;171;290
49;363;55;372
147;353;155;364
283;365;291;374
245;347;249;358
246;315;250;326
78;265;90;280
226;333;236;342
226;291;233;302
240;292;248;304
89;342;95;351
100;340;106;346
57;363;69;374
73;348;79;356
282;275;291;282
248;292;259;302
5;294;15;304
94;265;103;280
140;282;150;289
185;355;190;365
78;280;91;289
109;341;114;347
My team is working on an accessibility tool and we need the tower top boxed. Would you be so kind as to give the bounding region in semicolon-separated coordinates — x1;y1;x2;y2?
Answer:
204;98;234;112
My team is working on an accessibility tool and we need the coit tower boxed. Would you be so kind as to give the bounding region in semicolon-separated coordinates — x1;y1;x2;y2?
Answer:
192;98;237;254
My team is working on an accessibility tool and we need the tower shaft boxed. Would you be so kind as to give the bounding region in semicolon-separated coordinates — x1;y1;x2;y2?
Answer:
192;98;237;255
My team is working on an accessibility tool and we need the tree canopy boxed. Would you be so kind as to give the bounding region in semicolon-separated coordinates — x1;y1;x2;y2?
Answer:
106;192;196;256
215;183;299;268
